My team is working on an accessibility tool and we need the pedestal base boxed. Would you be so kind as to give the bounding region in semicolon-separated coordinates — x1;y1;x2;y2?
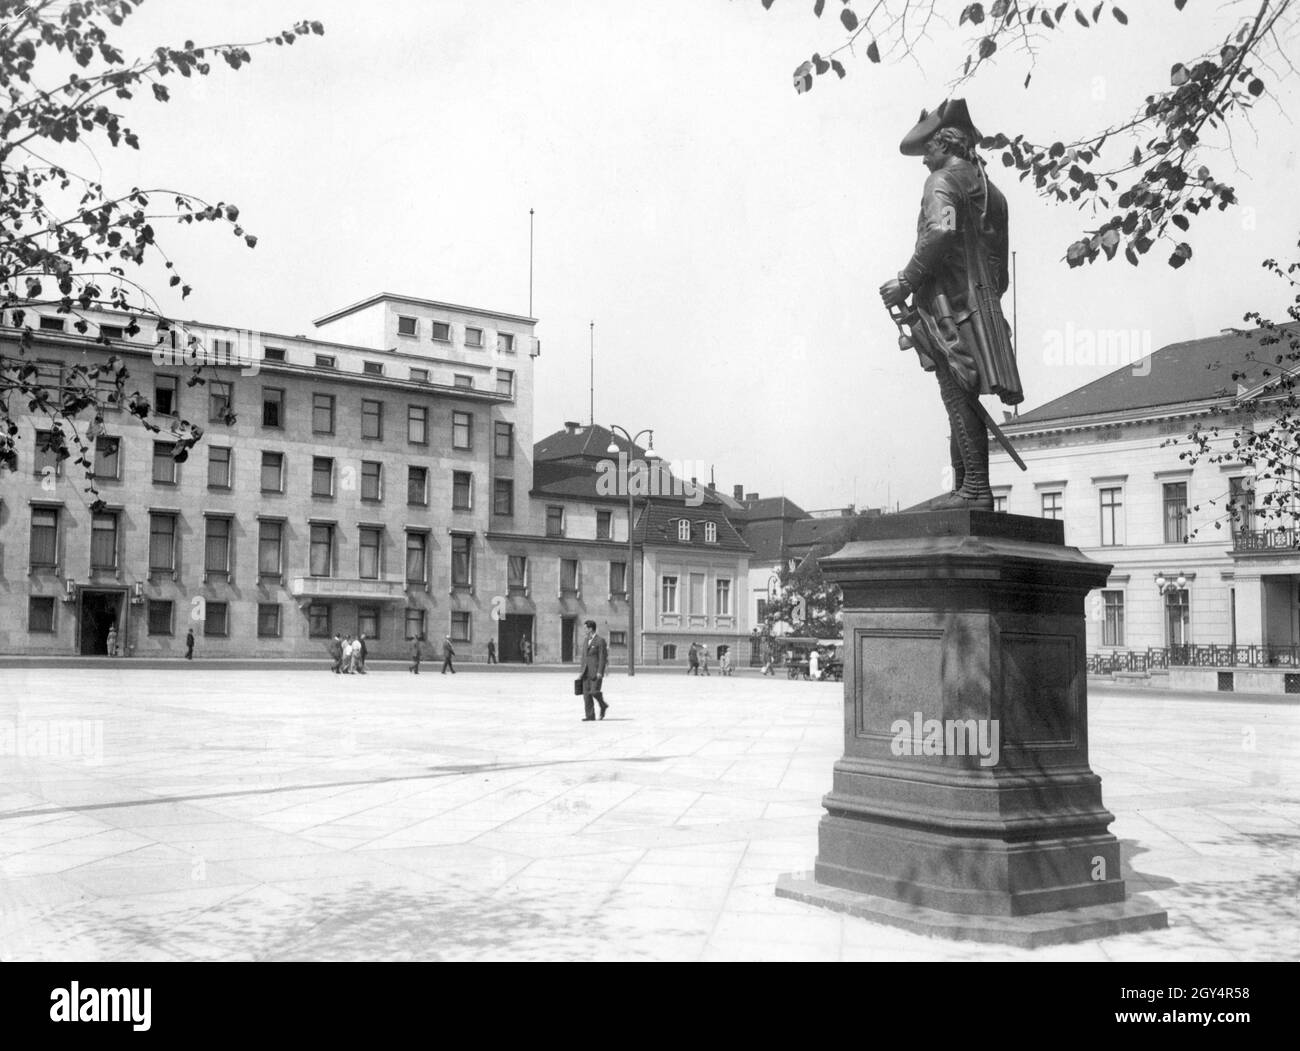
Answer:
776;872;1169;948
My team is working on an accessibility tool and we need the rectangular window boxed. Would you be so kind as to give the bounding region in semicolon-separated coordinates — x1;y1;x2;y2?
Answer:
263;347;286;363
258;603;281;638
560;559;579;593
405;531;427;584
93;436;120;480
308;603;331;637
451;534;472;587
454;374;474;389
312;456;334;497
496;370;514;397
91;512;118;570
546;505;564;537
495;421;513;458
147;600;174;636
431;321;451;342
993;495;1008;513
262;387;284;428
204;601;229;637
408;465;428;506
359;527;382;579
362;399;383;440
1229;475;1256;537
452;471;472;509
451;610;471;641
689;573;705;614
408;405;427;444
609;561;626;595
149;513;177;573
508;555;528;593
1102;590;1125;647
452;411;472;449
410;367;429;383
465;326;483;348
154;375;178;416
209;380;233;422
28;596;56;633
312;393;335;434
315;354;335;369
609;631;626;647
33;429;61;476
358;606;379;639
1041;491;1063;520
310;524;333;577
1163;482;1189;544
39;315;65;332
493;478;513;516
30;507;59;567
363;361;384;376
716;578;732;617
405;608;426;641
677;520;691;542
258;520;283;578
1099;487;1124;546
498;333;515;354
152;441;177;484
597;511;612;540
704;522;718;544
261;451;284;493
100;324;124;340
361;461;383;501
662;575;678;614
204;517;231;579
397;316;417;337
208;446;232;489
1165;588;1190;646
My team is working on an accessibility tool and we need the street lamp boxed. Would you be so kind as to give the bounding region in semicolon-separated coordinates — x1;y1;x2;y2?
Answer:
607;425;658;676
1154;571;1188;595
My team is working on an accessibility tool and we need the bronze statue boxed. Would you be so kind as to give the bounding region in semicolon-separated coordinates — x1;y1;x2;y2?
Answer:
879;99;1024;510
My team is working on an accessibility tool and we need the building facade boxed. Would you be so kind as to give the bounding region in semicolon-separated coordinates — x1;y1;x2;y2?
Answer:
989;330;1299;659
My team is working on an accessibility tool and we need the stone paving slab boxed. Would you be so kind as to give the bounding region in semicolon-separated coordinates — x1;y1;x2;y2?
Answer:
1;666;1298;961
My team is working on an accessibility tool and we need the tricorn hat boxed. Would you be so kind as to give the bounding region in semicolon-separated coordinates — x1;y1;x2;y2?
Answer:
899;98;982;155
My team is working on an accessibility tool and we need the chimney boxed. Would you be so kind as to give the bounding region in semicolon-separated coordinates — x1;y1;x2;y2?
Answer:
745;492;758;501
563;421;581;434
733;484;744;500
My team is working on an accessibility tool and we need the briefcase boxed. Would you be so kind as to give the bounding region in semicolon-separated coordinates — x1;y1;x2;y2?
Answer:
573;676;584;696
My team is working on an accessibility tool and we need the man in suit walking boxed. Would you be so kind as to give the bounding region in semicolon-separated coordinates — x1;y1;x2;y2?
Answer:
441;635;456;674
578;618;609;721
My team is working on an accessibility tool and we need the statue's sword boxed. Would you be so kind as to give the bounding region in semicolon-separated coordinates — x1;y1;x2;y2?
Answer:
887;300;1027;472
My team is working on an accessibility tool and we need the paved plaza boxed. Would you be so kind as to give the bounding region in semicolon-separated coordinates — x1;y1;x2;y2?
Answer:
0;665;1297;961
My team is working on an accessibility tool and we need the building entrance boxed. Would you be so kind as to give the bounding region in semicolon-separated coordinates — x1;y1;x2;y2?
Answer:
560;616;577;663
79;589;124;655
498;614;534;663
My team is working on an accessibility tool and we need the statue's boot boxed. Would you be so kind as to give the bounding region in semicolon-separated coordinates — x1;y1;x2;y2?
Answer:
930;372;993;511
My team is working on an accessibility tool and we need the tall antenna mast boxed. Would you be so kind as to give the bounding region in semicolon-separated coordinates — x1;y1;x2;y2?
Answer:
589;321;594;427
528;208;535;317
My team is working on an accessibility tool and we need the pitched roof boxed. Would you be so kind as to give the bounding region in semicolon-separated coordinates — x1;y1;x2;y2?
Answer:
632;502;752;554
731;495;808;522
535;423;648;463
1013;329;1276;426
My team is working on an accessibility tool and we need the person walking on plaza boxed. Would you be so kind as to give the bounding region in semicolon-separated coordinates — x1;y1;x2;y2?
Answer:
720;647;732;677
185;628;195;661
343;635;357;674
578;619;609;721
809;646;821;681
329;633;344;674
687;642;699;675
441;635;456;674
410;634;423;674
356;633;368;675
487;639;497;665
700;645;711;676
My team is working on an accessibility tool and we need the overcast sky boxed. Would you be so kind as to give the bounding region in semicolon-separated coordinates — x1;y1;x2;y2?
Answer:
78;0;1300;511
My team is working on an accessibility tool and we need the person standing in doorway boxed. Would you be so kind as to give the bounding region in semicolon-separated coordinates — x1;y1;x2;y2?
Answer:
410;634;423;674
578;619;609;721
106;624;118;658
441;635;456;674
487;639;497;665
185;628;195;661
521;636;532;664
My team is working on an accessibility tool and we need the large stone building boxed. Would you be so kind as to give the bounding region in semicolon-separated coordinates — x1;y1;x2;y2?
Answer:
0;295;752;664
989;329;1300;665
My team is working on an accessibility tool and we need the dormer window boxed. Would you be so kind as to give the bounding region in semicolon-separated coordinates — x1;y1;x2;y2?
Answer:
677;520;691;542
704;522;717;543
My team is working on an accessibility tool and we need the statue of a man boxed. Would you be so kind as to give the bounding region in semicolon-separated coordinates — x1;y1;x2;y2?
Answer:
879;99;1023;511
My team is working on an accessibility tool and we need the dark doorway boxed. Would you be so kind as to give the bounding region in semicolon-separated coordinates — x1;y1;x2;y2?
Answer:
499;614;534;663
79;590;123;655
560;616;576;663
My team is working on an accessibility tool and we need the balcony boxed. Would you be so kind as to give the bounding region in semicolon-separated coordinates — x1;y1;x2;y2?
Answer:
1232;528;1300;553
290;577;406;601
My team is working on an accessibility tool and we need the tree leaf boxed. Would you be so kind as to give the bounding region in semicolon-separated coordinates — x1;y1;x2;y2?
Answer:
840;7;859;30
978;36;997;59
1113;6;1128;24
814;0;825;15
866;38;880;62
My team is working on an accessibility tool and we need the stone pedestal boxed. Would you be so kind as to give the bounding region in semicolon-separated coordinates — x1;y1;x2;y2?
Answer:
776;510;1167;944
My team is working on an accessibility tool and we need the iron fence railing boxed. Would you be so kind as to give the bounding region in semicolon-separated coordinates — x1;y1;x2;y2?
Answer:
1232;528;1300;552
1088;644;1300;673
